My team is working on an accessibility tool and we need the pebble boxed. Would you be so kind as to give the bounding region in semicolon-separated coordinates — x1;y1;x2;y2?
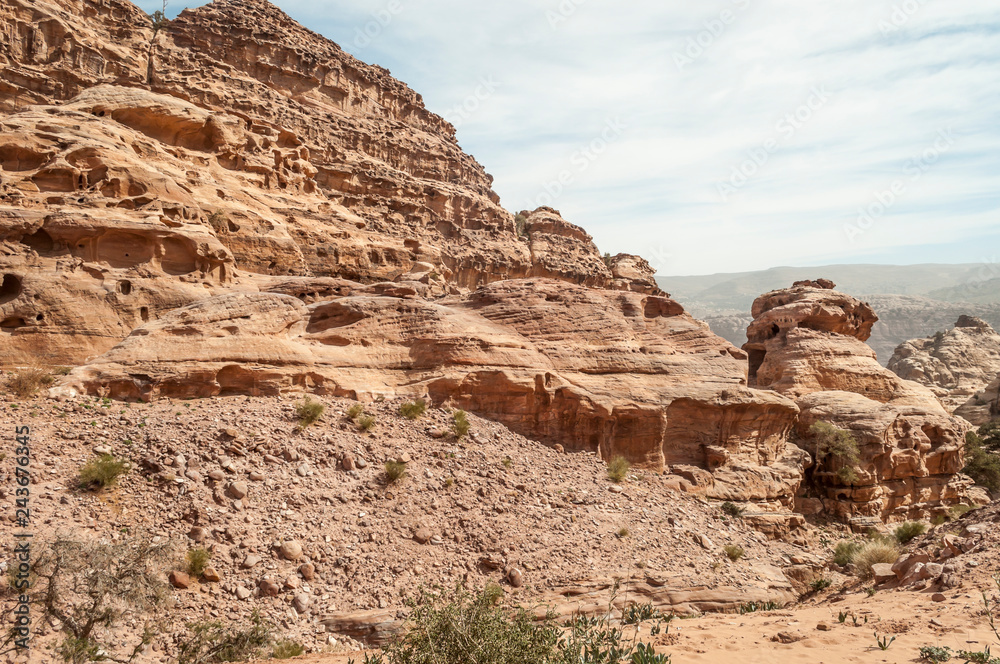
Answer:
280;540;304;561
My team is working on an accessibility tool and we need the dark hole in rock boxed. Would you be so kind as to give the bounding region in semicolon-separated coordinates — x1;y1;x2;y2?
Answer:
21;228;54;253
140;306;149;322
35;313;44;322
119;280;133;295
1;316;25;329
0;274;23;304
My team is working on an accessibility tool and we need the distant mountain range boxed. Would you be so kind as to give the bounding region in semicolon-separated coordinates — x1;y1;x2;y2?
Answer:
658;264;1000;364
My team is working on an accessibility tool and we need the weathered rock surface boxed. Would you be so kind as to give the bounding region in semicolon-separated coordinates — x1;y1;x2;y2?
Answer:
0;0;645;366
744;282;987;521
888;316;1000;425
58;279;807;504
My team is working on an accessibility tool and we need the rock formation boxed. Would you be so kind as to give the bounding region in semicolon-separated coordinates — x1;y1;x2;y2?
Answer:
744;282;987;523
888;316;1000;425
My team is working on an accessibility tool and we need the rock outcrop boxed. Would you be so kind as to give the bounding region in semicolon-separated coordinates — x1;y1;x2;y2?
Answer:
58;279;808;505
888;316;1000;425
744;282;987;522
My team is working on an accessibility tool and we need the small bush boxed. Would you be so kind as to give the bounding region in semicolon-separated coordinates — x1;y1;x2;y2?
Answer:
853;540;900;580
357;414;376;432
514;213;528;238
724;545;745;562
176;611;272;664
616;526;630;539
399;399;427;420
272;640;306;659
385;461;407;484
295;397;325;427
919;645;953;663
186;547;212;578
964;430;1000;492
79;454;130;490
451;410;470;439
809;421;861;482
607;456;630;483
894;521;927;544
810;578;832;592
502;457;513;469
832;540;862;567
346;403;365;419
4;365;54;398
720;501;744;518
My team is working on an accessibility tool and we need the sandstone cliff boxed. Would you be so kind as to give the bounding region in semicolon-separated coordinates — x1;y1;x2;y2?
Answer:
744;282;986;523
888;316;1000;425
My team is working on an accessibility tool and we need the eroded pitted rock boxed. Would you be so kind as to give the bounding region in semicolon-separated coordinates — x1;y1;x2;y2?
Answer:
744;282;987;521
889;316;1000;425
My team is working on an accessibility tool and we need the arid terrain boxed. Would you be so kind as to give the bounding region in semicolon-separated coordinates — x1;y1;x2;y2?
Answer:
1;0;999;662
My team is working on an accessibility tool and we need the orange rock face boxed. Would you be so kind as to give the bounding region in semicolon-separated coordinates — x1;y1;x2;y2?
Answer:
744;283;987;522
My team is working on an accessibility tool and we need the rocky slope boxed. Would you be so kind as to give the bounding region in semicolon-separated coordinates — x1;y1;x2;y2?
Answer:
888;316;1000;426
743;281;987;524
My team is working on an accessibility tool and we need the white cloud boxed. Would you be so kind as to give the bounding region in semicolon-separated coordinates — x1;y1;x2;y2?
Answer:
139;0;1000;275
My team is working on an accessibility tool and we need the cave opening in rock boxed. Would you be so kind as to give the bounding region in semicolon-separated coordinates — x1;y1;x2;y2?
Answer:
0;274;23;304
22;228;54;253
1;316;26;329
119;280;133;295
139;306;150;322
747;348;766;384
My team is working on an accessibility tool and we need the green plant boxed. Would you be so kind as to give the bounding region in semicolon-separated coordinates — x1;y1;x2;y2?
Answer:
502;457;513;469
738;601;779;614
444;477;455;488
602;252;613;268
451;410;470;439
295;397;325;427
186;547;212;578
866;587;877;597
78;454;130;490
832;540;862;566
357;414;376;432
399;399;427;420
272;640;306;659
853;539;900;580
955;647;998;664
607;456;630;483
482;582;504;606
723;545;744;562
514;213;528;238
919;645;953;663
176;611;272;664
809;421;861;484
950;503;973;520
385;460;407;484
895;521;928;544
810;578;832;592
964;428;1000;492
720;501;744;518
875;632;896;650
616;526;630;539
346;403;365;420
838;611;849;624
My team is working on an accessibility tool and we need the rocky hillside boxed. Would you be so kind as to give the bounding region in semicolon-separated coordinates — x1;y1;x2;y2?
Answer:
889;316;1000;425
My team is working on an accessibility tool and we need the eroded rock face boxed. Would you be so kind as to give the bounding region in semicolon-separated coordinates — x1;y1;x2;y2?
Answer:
745;283;986;521
0;0;621;365
59;279;806;504
889;316;1000;425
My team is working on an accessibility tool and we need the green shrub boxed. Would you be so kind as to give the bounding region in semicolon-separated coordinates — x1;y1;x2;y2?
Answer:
346;403;365;420
919;645;953;663
353;585;672;664
399;399;427;420
295;397;325;427
720;502;744;518
452;410;470;439
357;414;376;432
894;521;927;544
832;540;862;566
177;611;272;664
949;504;972;520
810;578;832;592
514;213;528;238
79;454;130;490
616;526;630;539
853;540;900;580
385;461;407;484
723;545;744;562
964;430;1000;492
272;640;306;659
809;421;861;483
607;456;630;483
186;547;212;578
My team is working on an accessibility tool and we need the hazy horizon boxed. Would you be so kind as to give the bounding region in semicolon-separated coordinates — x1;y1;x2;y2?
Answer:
142;0;1000;276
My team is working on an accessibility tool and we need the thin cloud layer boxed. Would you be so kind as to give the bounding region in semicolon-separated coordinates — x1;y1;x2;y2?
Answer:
142;0;1000;275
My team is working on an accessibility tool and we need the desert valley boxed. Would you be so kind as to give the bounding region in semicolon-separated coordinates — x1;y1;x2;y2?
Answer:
1;1;999;663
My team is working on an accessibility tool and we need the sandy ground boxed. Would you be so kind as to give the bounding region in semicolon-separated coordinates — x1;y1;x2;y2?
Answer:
272;587;997;664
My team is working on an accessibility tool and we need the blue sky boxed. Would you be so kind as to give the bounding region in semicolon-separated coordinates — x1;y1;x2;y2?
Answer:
140;0;1000;276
